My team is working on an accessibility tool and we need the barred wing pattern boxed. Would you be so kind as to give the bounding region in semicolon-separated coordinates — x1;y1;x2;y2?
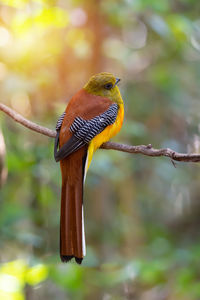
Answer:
56;112;66;131
70;103;118;143
54;103;118;162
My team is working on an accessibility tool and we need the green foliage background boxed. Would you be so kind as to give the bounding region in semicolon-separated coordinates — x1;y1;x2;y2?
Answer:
0;0;200;299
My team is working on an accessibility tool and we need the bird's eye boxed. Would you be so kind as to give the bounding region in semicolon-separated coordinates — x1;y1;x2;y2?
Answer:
104;83;113;90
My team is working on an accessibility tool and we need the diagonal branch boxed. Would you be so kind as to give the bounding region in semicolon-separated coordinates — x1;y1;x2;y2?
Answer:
1;102;200;163
0;103;56;138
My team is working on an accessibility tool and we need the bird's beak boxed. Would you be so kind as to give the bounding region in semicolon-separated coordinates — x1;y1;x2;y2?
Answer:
114;78;121;86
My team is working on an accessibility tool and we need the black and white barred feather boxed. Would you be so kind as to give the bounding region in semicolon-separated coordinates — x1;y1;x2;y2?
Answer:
56;112;66;131
70;103;118;143
54;103;118;162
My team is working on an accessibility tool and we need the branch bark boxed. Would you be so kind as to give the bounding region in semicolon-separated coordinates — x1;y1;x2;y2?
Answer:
1;102;200;163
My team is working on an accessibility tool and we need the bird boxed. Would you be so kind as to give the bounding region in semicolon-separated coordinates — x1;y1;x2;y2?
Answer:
54;72;124;264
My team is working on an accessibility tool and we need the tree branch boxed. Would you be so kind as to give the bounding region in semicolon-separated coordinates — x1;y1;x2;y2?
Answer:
1;103;200;163
0;103;56;138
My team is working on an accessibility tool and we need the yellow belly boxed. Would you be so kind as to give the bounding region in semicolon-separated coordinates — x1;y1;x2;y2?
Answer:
86;103;124;171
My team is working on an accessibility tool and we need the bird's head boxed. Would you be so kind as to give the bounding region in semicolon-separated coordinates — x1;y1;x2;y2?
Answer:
84;72;123;105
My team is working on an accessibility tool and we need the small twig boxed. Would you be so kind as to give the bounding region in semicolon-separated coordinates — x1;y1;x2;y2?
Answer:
170;159;177;168
1;103;200;163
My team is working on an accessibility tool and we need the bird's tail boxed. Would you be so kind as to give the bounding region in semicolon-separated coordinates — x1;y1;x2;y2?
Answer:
60;150;87;264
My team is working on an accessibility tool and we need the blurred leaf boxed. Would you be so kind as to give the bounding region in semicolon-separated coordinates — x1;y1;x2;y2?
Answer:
138;260;167;285
26;264;48;285
49;264;84;291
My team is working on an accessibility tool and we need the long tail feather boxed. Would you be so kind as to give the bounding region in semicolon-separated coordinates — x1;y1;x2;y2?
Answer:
60;148;87;264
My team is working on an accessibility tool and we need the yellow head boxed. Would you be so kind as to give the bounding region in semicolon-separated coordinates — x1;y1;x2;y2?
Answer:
84;72;123;105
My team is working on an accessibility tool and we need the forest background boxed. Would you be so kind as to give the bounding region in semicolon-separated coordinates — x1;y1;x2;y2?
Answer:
0;0;200;299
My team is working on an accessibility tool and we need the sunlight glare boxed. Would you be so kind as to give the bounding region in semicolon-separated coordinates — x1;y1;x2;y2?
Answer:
0;274;20;293
0;27;11;47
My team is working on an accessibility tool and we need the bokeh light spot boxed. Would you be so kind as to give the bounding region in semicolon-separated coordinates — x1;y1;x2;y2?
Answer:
26;264;48;286
0;27;11;47
35;7;70;28
74;40;91;58
70;8;87;27
103;38;127;60
0;274;20;293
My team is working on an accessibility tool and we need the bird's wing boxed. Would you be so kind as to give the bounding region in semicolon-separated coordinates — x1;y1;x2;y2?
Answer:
54;103;118;162
54;112;66;161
